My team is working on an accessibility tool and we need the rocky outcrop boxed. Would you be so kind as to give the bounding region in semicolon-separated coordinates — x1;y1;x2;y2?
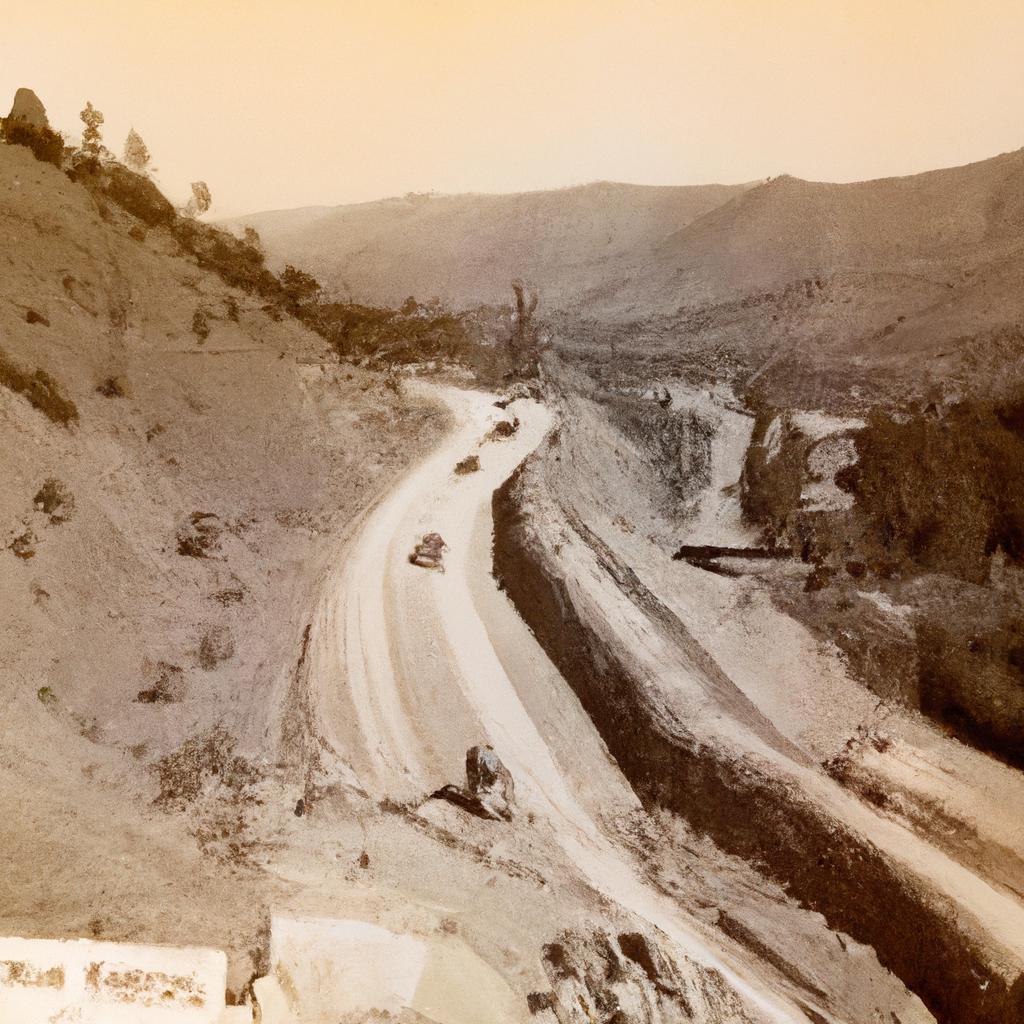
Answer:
431;745;515;821
5;88;48;128
538;928;759;1023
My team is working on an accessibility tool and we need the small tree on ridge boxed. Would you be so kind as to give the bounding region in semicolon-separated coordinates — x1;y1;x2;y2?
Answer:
79;101;104;155
123;128;151;174
186;180;212;217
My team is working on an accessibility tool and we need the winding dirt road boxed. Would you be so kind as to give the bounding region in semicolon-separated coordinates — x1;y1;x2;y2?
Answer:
330;385;821;1023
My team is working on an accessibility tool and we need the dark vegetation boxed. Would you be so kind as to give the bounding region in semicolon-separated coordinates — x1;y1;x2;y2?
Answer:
136;662;183;705
96;375;129;398
33;478;74;523
839;400;1024;583
306;297;512;381
745;397;1024;583
3;106;534;382
176;512;223;558
0;348;79;426
191;308;210;341
9;529;37;559
76;155;521;379
153;725;259;806
198;626;235;671
741;392;1024;765
0;118;63;166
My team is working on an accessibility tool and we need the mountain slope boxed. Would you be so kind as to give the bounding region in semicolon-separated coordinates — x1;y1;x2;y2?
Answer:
598;146;1024;314
0;139;447;991
235;149;1024;328
232;180;755;309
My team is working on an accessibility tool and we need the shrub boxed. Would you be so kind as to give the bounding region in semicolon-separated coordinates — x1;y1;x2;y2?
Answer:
198;626;234;670
191;309;210;341
0;119;64;167
153;725;258;806
172;219;280;297
33;479;74;523
102;163;176;226
176;512;222;558
314;299;487;368
9;528;36;559
0;348;78;426
136;661;183;704
96;375;129;398
279;264;321;314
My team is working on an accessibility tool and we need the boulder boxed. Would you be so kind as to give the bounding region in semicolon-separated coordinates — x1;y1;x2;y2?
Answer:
409;531;447;570
430;744;515;821
465;745;514;819
487;417;520;440
6;88;49;128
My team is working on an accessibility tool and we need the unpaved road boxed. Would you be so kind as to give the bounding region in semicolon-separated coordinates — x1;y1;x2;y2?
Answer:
331;385;820;1023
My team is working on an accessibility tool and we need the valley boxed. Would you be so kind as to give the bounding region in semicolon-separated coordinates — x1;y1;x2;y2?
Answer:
2;79;1024;1024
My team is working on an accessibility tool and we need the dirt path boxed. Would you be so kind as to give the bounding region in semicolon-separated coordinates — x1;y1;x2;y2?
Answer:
330;384;824;1023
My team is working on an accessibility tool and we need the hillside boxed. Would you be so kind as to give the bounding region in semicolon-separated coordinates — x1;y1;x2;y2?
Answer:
0;138;448;992
230;180;754;309
629;147;1024;309
238;150;1024;402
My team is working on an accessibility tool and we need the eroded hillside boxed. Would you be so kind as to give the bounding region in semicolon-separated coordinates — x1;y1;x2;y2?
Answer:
0;138;448;988
493;357;1024;1023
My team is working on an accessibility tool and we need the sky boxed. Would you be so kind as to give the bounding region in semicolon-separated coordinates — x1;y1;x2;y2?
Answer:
3;0;1023;217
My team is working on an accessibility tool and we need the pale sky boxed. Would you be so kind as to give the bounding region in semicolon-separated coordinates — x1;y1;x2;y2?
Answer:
3;0;1023;217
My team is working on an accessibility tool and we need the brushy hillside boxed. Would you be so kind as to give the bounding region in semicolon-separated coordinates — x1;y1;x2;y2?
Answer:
0;139;447;983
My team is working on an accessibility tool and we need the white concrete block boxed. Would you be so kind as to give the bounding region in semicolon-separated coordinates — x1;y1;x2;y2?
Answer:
268;915;427;1021
0;934;227;1023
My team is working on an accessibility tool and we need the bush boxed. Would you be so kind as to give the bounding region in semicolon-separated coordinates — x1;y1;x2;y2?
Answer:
102;163;176;226
96;375;129;398
0;119;64;167
191;309;210;341
0;348;78;426
33;478;74;523
176;512;222;558
153;725;258;806
173;219;280;298
314;300;487;368
198;626;234;670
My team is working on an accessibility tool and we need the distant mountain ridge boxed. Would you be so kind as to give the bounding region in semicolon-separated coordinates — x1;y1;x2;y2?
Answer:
232;149;1024;396
232;149;1023;319
227;179;757;310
